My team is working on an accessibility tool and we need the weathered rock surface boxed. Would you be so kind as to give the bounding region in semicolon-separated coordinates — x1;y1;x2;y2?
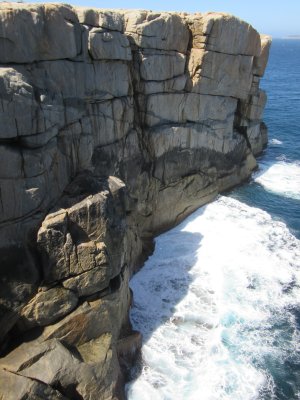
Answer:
0;337;121;400
19;286;78;329
0;3;271;399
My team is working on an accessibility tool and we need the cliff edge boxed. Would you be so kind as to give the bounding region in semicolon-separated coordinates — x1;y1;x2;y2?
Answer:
0;3;271;399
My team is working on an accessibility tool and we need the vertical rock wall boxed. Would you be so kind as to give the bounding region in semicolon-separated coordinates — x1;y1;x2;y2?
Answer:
0;4;271;399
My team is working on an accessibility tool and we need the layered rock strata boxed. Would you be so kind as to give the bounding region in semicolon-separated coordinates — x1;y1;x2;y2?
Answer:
0;3;271;399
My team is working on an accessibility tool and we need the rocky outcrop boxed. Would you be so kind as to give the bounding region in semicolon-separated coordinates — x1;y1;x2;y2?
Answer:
0;3;271;399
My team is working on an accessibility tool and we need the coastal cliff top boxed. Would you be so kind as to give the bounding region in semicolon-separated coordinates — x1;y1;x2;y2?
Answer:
0;2;271;64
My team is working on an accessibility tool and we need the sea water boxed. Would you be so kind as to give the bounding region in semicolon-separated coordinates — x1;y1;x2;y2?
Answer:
127;40;300;399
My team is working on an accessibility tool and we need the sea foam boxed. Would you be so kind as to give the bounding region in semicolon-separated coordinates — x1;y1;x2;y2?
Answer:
127;197;300;400
254;160;300;200
269;138;283;145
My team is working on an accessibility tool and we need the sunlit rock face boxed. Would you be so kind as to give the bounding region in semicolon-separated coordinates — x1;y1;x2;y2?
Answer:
0;3;270;399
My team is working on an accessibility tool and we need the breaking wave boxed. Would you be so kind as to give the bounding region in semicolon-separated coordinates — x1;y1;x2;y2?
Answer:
127;197;300;400
254;161;300;200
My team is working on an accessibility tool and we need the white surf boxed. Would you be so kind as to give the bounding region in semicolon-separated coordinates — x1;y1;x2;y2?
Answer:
127;196;300;400
254;160;300;200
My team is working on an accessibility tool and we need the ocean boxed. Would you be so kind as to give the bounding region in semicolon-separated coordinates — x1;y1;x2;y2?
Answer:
126;39;300;400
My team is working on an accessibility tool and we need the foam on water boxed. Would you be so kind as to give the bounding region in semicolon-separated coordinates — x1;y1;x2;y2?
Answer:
127;197;300;400
270;138;283;145
254;160;300;200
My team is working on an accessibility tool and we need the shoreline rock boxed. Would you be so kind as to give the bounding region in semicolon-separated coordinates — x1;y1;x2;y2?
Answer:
0;3;271;399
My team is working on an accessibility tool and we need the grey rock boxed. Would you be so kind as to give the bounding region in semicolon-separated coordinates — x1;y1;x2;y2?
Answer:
89;29;132;60
76;7;124;31
37;175;126;286
204;12;261;56
139;50;186;81
239;89;267;122
125;11;189;53
0;3;80;63
247;122;268;155
145;93;237;128
0;6;271;399
188;48;254;99
142;75;187;94
254;34;272;76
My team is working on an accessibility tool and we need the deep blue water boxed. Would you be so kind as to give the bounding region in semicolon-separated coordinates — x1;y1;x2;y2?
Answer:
231;39;300;238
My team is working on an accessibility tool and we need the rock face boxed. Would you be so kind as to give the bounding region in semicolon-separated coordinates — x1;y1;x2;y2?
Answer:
0;3;271;399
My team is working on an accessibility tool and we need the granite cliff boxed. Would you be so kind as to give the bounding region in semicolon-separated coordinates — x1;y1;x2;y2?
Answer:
0;3;271;399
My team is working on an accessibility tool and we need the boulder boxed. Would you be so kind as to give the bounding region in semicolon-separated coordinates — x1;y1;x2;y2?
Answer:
0;337;121;400
0;368;68;400
42;268;131;346
37;175;126;290
19;286;78;329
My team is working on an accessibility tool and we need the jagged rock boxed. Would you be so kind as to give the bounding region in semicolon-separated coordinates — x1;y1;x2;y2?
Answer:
19;286;78;329
0;337;121;400
42;268;131;346
62;264;112;297
0;368;67;400
0;4;270;399
37;175;126;293
247;122;268;155
0;247;40;343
